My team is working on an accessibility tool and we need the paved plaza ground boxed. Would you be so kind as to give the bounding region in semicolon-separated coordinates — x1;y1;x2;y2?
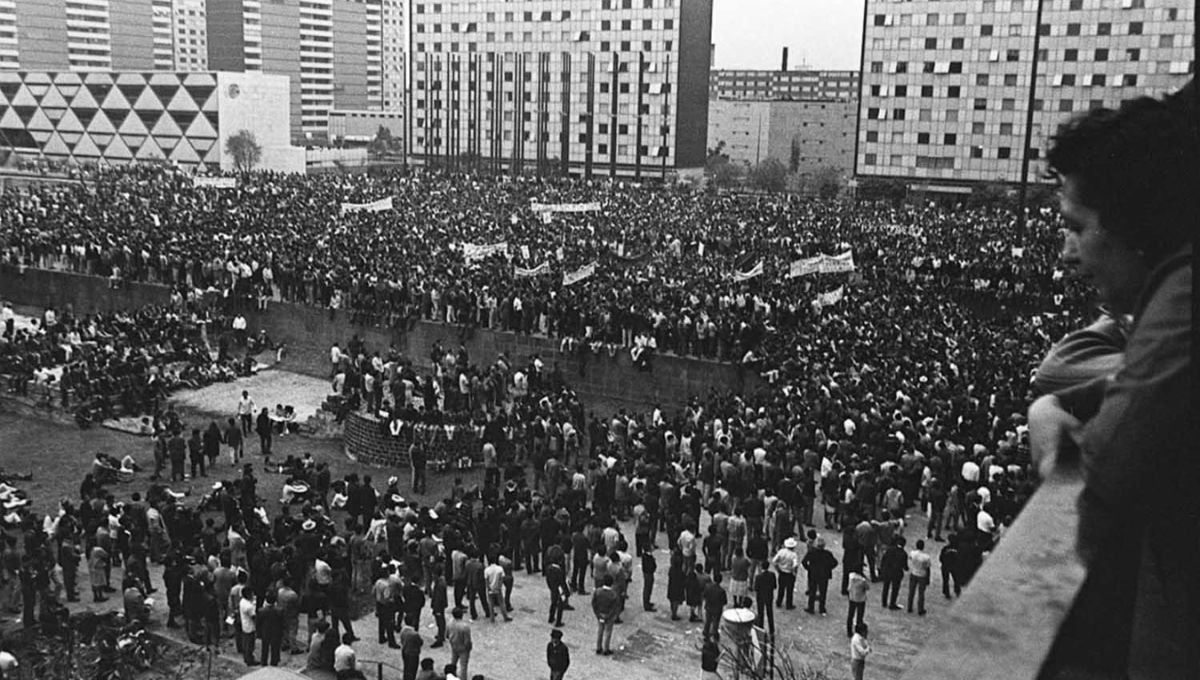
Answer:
0;368;954;680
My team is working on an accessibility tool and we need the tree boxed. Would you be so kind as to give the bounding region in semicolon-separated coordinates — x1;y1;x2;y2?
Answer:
749;158;787;193
368;125;395;158
813;165;844;200
967;180;1013;209
705;141;744;189
225;129;262;173
857;176;908;203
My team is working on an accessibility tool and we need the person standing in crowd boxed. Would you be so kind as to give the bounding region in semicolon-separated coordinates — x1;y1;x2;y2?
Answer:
546;628;570;680
879;537;907;610
771;537;799;610
753;557;777;637
399;618;423;680
640;548;657;612
256;407;273;462
257;590;284;666
225;418;244;464
592;575;619;656
546;555;567;627
847;568;870;639
906;539;932;615
801;537;837;615
702;572;728;641
446;607;473;679
238;587;258;666
237;391;255;436
850;623;872;680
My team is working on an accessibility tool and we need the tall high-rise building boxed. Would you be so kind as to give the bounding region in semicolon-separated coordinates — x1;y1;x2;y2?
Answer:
857;0;1194;187
407;0;714;178
207;0;403;142
0;0;207;73
709;69;859;101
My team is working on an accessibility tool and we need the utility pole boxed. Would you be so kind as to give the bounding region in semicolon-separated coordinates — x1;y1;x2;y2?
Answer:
1016;0;1047;240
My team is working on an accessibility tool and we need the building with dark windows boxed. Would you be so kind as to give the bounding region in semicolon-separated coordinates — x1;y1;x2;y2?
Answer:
856;0;1194;187
407;0;714;178
709;69;858;101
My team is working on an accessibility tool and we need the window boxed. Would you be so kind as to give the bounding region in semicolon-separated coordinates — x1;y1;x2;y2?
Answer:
944;133;957;145
1065;49;1078;62
946;110;959;123
970;146;984;159
974;98;987;110
1009;24;1022;37
867;107;880;120
1095;48;1109;61
948;85;961;97
951;37;964;49
864;153;877;166
870;61;883;74
926;13;939;26
1126;48;1141;61
999;122;1013;135
920;85;933;97
980;24;994;36
895;85;908;96
925;38;938;49
866;131;879;142
1069;0;1082;8
1097;22;1111;36
1039;24;1051;36
1128;22;1142;35
870;84;882;96
917;132;930;144
923;62;936;74
873;14;886;26
1062;74;1076;86
890;155;902;166
1159;35;1175;48
895;62;908;73
1002;98;1016;111
1004;74;1018;86
893;108;906;120
1006;49;1020;62
1059;99;1074;112
1122;74;1138;87
953;13;967;26
1066;23;1080;36
976;74;990;86
972;122;986;134
998;147;1011;160
919;109;933;122
1091;74;1106;87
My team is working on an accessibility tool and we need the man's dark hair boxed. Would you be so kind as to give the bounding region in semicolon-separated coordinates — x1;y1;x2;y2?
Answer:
1046;87;1198;265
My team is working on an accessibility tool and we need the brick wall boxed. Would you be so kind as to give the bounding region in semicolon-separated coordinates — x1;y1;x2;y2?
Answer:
0;267;761;413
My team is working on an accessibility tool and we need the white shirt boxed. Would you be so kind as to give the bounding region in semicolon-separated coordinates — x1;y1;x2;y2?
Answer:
238;596;256;633
977;508;995;533
850;633;871;661
960;461;980;483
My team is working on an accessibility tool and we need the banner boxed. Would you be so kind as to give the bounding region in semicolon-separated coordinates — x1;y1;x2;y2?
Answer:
732;260;764;282
817;286;845;307
194;176;237;189
1011;246;1025;258
563;261;597;286
819;249;856;274
514;262;550;278
787;256;823;279
340;197;393;215
881;224;923;237
531;201;601;214
462;242;510;262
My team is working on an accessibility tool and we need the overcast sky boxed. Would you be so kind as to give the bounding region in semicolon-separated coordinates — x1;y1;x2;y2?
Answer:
712;0;864;71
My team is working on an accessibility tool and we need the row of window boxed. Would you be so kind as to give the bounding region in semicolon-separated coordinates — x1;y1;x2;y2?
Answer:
415;0;675;14
416;18;675;33
416;39;674;52
867;71;1146;96
862;148;1038;169
867;95;1117;118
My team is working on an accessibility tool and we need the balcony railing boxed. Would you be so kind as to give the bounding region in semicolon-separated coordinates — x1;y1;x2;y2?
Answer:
900;464;1088;680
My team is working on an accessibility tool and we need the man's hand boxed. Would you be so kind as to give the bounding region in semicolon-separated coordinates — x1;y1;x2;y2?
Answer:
1027;394;1082;478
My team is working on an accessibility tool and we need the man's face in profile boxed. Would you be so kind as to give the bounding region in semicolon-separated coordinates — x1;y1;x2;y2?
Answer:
1057;175;1148;315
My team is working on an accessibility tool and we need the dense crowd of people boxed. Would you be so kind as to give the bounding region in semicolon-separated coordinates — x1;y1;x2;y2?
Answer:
4;84;1192;680
0;302;254;425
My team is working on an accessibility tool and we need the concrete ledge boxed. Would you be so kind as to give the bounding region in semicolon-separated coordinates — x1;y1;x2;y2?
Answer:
899;466;1087;680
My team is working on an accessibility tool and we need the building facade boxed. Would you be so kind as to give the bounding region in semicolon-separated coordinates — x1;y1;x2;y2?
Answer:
0;70;302;171
407;0;714;178
206;0;404;143
0;0;212;73
857;0;1194;186
709;69;859;101
708;98;855;188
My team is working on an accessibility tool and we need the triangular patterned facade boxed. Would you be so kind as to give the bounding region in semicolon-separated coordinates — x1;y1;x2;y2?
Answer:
0;71;227;168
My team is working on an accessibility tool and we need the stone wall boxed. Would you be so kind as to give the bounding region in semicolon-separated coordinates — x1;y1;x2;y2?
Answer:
343;411;482;470
0;267;762;413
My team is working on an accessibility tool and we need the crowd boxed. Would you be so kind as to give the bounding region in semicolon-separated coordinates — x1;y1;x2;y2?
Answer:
3;86;1190;679
0;302;255;425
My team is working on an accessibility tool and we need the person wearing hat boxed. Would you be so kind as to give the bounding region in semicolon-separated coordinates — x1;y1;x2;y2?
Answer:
546;628;570;680
771;537;800;610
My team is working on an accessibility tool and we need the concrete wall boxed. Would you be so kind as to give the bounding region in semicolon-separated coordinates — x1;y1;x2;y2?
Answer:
109;0;157;71
0;267;761;414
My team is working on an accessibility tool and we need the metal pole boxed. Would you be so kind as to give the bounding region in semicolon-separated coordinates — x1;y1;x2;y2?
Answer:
1016;0;1046;239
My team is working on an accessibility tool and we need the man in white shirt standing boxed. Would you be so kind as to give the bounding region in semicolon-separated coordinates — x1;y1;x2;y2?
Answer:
850;623;872;680
484;560;511;622
237;390;255;436
906;539;932;616
239;588;258;666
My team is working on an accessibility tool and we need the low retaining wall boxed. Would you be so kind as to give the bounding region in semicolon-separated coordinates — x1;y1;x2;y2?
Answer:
343;412;482;470
0;266;761;413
